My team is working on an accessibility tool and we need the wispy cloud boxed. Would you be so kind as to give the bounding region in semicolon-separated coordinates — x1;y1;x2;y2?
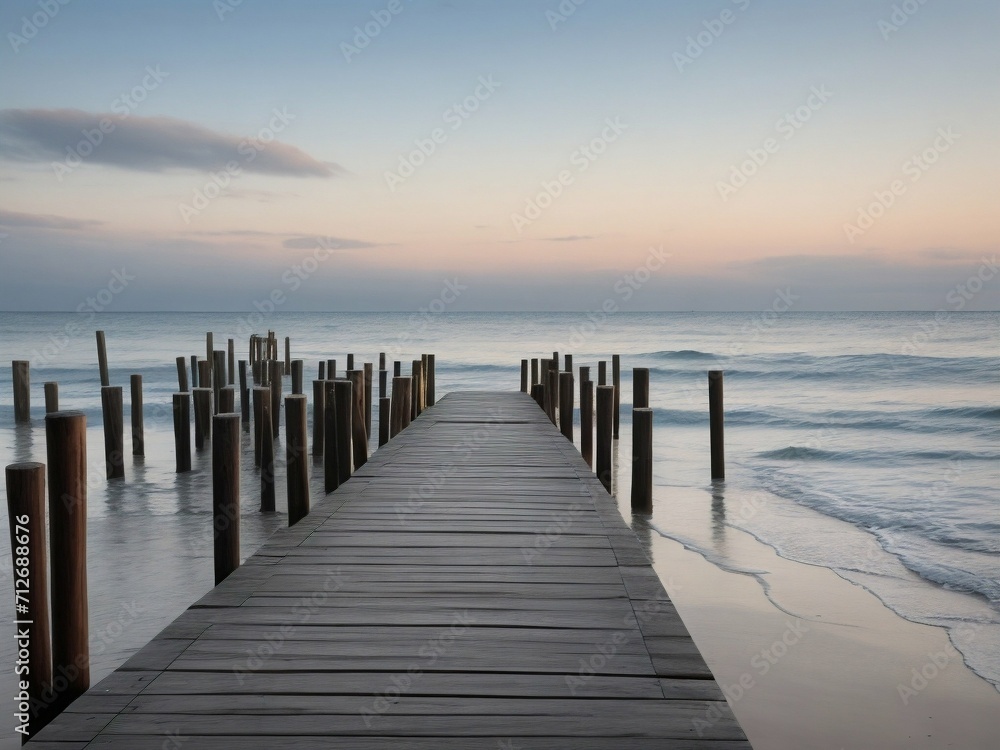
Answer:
282;236;381;251
0;108;340;177
0;208;103;230
542;235;596;242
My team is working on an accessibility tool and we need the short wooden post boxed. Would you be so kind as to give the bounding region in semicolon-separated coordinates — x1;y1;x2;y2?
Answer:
318;361;326;381
219;386;235;414
411;360;422;419
565;353;573;372
44;411;89;713
198;360;211;392
284;337;291;376
101;386;124;479
348;371;368;469
581;380;594;467
426;354;436;406
596;385;614;493
530;383;544;408
364;362;374;436
212;413;241;584
378;396;390;446
228;339;236;385
312;379;325;457
259;398;276;513
190;355;198;388
551;351;560;402
193;388;213;451
130;374;144;457
252;387;268;468
44;381;59;413
323;381;339;493
634;367;650;409
347;353;355;371
546;366;558;425
176;356;189;391
333;380;354;484
631;407;653;513
96;331;110;387
213;350;226;413
520;359;528;392
269;360;282;439
379;369;388;401
172;393;191;473
579;366;590;386
393;361;401;377
421;354;429;409
206;332;214;379
612;354;621;439
285;394;309;526
709;370;725;481
390;377;410;437
531;358;539;386
327;359;336;379
379;352;386;370
598;360;607;386
5;462;53;738
291;360;304;395
239;360;250;432
559;371;574;441
541;360;552;418
12;360;30;422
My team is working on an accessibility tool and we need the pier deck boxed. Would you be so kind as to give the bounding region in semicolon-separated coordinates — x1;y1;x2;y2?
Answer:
29;391;749;748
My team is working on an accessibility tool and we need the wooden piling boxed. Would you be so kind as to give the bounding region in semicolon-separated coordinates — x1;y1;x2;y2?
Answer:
12;360;30;422
520;359;529;392
172;393;191;473
634;367;650;409
379;352;386;370
323;381;339;493
546;366;558;425
531;358;539;386
347;354;354;371
598;360;607;386
559;371;574;441
379;396;390;447
390;377;410;437
364;362;373;436
333;380;354;485
551;352;560;402
284;337;291;376
130;374;144;457
285;394;309;526
318;361;326;381
190;355;198;388
411;360;422;419
227;339;235;386
393;361;401;377
327;359;336;380
312;380;325;457
292;359;304;395
612;354;621;440
252;387;268;469
193;388;213;451
212;413;241;584
5;462;53;737
631;407;653;513
596;385;614;493
176;356;188;392
44;410;89;712
259;398;275;513
96;331;110;387
101;386;124;479
206;333;213;379
219;386;235;414
709;370;725;481
239;361;249;432
565;353;573;372
269;360;282;439
581;379;594;468
348;371;368;470
213;350;226;413
198;360;211;393
427;354;437;406
379;369;388;402
44;381;59;413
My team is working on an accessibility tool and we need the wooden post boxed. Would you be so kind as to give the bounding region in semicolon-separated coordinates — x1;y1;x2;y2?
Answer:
333;380;353;485
130;374;144;457
96;331;110;387
260;397;275;513
5;462;53;738
390;377;410;437
581;380;594;468
579;366;590;386
426;354;436;406
176;356;188;391
530;383;544;409
633;367;650;409
101;386;124;479
312;380;325;457
546;366;558;425
291;359;304;395
411;360;422;419
364;362;374;437
379;352;386;370
284;336;291;376
213;350;226;413
318;361;326;381
44;410;89;712
326;359;336;379
44;381;59;413
206;332;214;380
269;360;282;439
379;369;388;401
190;355;198;388
228;339;236;385
709;370;725;481
596;385;614;493
172;393;191;473
565;353;573;372
393;361;401;377
198;360;211;393
421;354;429;408
323;381;339;493
285;394;309;526
193;388;213;451
541;360;552;419
520;359;528;392
378;396;390;447
531;358;539;386
551;351;560;403
252;387;268;469
559;371;574;441
212;413;241;584
12;360;30;422
348;371;368;470
631;408;653;513
239;360;250;432
612;354;621;440
598;360;607;386
219;386;235;414
347;353;354;371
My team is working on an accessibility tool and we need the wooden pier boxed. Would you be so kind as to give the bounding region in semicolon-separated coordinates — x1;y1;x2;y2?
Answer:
27;392;748;748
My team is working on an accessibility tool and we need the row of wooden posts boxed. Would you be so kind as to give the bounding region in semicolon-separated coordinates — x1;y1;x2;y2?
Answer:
518;353;725;514
5;331;437;739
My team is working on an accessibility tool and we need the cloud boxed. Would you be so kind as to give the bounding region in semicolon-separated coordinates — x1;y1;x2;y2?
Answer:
0;208;103;230
542;235;596;242
0;108;340;177
281;236;381;251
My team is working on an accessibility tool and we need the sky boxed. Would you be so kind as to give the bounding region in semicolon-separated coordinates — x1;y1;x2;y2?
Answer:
0;0;997;312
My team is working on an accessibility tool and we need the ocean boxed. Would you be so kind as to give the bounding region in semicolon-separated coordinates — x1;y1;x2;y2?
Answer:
0;310;997;745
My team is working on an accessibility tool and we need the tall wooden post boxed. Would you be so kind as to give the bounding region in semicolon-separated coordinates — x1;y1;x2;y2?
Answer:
520;359;529;392
612;354;621;440
326;359;336;380
130;374;144;457
379;369;388;402
581;380;594;467
101;386;124;479
426;354;436;406
176;356;189;392
559;371;574;441
5;462;53;738
596;385;614;493
291;360;304;395
312;379;325;457
284;336;291;376
198;360;211;393
333;380;354;485
212;413;241;584
44;381;59;414
546;366;558;425
285;395;309;526
565;353;573;372
219;386;236;414
12;360;30;422
259;397;275;513
318;361;326;381
709;370;725;481
347;353;355;371
631;408;653;513
45;411;89;713
96;331;110;387
364;362;374;437
172;393;191;473
213;350;226;413
393;361;401;377
323;381;339;493
269;360;282;439
348;371;368;470
390;377;410;437
190;355;198;389
598;360;607;386
411;360;422;419
531;358;539;386
239;360;250;432
252;387;268;468
205;332;214;380
228;339;236;385
531;383;544;409
379;396;390;447
633;367;649;408
193;388;213;451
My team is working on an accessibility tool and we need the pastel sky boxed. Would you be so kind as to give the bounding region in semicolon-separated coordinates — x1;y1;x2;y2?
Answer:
1;0;997;311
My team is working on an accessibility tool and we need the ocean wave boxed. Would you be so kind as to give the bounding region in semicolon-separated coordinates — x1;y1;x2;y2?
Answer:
758;446;998;463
